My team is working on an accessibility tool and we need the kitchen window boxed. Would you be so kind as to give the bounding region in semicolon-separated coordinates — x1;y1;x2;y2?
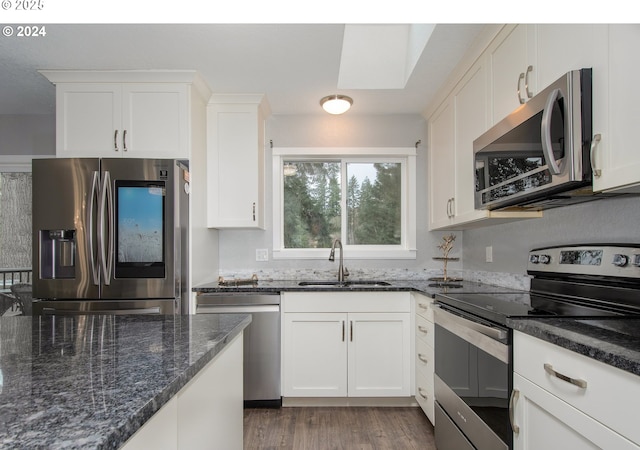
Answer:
272;148;416;259
0;157;33;278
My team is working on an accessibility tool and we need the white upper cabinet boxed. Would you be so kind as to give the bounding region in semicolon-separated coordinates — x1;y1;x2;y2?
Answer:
427;49;541;230
426;24;638;230
488;24;536;124
592;25;640;193
40;71;209;159
206;94;269;229
427;97;456;229
488;24;607;126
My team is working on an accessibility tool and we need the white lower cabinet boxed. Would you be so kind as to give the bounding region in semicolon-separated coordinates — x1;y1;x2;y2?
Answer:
282;292;411;398
513;331;640;449
122;333;244;450
413;293;435;424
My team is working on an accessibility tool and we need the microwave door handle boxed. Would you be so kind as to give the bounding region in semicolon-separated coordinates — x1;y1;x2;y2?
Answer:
88;171;100;286
541;88;563;175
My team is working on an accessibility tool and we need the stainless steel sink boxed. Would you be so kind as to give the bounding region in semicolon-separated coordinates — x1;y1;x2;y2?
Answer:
298;280;391;288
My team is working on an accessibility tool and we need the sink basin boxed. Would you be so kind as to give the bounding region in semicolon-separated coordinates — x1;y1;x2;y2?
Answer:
298;280;391;288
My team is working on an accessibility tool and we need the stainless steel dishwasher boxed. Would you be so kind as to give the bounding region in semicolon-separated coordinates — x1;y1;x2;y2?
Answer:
196;293;281;407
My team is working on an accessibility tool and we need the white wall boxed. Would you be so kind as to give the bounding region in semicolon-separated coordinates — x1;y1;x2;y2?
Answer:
462;195;640;275
217;113;463;278
0;115;55;155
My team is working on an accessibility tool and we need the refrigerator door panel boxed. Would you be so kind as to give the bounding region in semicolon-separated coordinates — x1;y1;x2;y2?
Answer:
33;158;101;299
100;158;177;300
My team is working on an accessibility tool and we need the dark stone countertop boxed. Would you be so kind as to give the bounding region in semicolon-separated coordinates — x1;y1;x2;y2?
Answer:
193;279;640;378
0;313;251;449
193;278;524;298
508;317;640;377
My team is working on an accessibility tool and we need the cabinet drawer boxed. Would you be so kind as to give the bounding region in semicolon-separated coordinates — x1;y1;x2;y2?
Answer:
415;369;434;424
514;331;640;444
415;337;434;381
414;294;434;321
415;314;434;348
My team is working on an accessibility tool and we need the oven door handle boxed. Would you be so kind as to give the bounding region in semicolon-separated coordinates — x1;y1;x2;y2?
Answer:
434;306;509;364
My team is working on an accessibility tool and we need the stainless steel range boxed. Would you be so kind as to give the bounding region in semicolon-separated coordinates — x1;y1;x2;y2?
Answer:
433;244;640;450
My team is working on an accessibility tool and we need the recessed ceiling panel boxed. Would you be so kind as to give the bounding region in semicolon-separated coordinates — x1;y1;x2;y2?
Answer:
337;24;434;90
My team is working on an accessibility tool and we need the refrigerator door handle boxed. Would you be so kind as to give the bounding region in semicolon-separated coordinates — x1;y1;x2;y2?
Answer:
100;170;114;286
88;171;100;285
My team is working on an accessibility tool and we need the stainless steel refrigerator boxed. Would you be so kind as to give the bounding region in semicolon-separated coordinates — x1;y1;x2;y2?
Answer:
32;158;189;315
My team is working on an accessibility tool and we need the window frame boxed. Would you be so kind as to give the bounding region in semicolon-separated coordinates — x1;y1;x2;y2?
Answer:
272;147;416;260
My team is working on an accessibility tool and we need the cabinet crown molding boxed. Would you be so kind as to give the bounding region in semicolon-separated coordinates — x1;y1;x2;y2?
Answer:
208;94;271;117
38;69;212;101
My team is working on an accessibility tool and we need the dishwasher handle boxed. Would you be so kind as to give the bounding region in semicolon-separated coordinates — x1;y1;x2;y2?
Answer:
196;304;280;314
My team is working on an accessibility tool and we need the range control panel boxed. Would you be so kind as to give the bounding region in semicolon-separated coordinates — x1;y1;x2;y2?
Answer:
527;245;640;278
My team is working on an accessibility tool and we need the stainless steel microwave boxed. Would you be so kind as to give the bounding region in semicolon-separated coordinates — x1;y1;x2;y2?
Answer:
474;68;593;210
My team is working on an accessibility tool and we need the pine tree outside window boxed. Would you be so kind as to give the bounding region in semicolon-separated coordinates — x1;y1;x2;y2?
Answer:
273;148;416;260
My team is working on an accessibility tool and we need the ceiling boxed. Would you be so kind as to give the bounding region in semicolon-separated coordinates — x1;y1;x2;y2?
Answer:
0;24;487;116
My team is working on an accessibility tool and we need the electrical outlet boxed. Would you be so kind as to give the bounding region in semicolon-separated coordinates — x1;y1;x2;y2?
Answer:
256;249;269;262
485;246;493;263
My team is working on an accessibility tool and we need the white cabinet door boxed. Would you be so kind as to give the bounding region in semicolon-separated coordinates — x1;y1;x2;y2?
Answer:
207;96;267;229
55;83;122;157
348;312;411;397
121;84;188;158
452;57;488;224
55;82;189;158
282;312;348;397
428;98;455;229
513;374;639;450
593;25;640;193
488;24;535;124
534;24;607;92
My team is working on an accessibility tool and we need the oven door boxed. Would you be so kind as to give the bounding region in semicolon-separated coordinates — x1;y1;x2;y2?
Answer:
434;306;511;450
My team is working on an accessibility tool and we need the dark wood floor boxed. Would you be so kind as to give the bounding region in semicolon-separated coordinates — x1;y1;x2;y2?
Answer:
244;407;435;450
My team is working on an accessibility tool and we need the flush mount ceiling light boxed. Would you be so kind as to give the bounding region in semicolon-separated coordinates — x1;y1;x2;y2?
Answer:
320;94;353;115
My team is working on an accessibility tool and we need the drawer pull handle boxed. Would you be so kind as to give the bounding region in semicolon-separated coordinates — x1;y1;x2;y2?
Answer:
509;388;520;434
544;363;587;389
417;387;428;400
418;303;428;310
418;325;429;334
418;353;429;364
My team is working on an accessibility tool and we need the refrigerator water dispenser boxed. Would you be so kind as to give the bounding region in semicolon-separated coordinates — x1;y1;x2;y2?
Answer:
40;229;76;279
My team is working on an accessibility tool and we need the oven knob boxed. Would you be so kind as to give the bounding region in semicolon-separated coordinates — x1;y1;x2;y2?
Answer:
632;255;640;267
538;254;551;264
612;254;629;267
529;254;539;264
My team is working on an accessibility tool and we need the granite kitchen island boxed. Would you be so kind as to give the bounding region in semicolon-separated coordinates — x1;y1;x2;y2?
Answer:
0;313;251;449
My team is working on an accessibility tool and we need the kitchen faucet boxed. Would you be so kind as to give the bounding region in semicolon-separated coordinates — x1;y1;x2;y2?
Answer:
329;238;349;283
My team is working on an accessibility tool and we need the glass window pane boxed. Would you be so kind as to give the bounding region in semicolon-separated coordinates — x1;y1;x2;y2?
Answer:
346;162;401;245
283;161;340;248
0;172;32;268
